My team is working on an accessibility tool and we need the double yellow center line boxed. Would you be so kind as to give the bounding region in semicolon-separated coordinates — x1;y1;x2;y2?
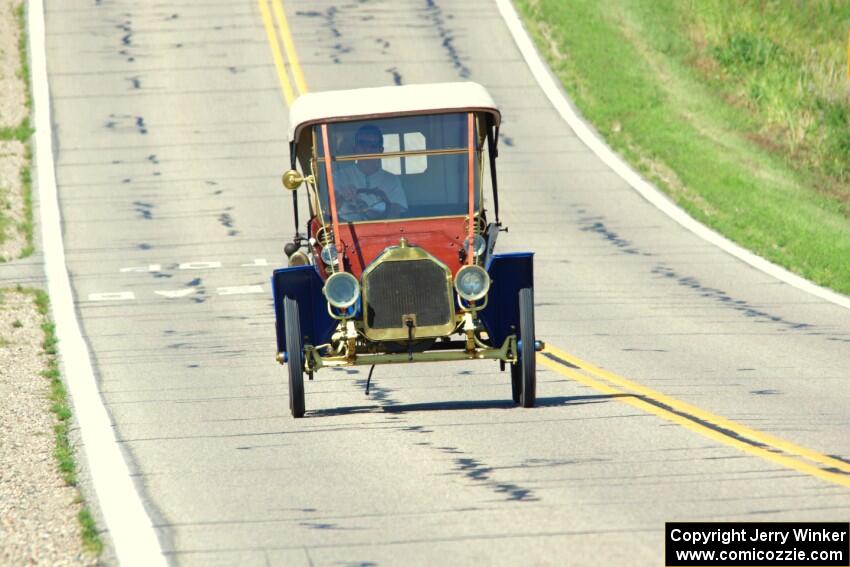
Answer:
541;344;850;489
257;7;850;491
258;0;307;105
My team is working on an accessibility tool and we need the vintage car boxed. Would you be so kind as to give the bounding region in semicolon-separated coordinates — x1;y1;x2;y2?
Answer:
272;82;541;417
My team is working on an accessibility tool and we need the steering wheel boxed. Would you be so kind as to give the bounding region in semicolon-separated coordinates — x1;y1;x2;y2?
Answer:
341;188;391;221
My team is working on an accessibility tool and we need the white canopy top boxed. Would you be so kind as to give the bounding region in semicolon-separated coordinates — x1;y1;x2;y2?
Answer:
287;82;500;142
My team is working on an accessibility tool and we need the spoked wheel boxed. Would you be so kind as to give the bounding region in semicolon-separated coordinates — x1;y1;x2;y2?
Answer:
512;287;536;408
283;296;305;418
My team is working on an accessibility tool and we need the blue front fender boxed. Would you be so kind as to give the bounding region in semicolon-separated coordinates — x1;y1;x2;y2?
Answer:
271;265;337;356
479;252;534;346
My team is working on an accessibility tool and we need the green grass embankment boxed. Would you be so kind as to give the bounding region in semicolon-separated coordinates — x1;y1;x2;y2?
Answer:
516;0;850;294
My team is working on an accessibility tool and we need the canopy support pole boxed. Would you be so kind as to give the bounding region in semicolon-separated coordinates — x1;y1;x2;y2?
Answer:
320;124;345;272
466;113;475;265
486;119;500;225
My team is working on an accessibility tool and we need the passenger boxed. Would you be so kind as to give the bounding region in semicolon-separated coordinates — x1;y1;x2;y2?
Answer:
335;125;407;220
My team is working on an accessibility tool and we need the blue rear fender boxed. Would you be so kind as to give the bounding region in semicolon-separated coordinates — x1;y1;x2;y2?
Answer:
479;252;534;347
271;265;336;356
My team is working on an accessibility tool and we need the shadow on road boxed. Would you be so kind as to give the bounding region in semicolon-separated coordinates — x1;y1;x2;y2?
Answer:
305;394;628;417
306;405;382;417
380;394;626;413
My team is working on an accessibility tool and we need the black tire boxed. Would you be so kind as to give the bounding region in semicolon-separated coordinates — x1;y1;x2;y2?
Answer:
518;287;536;408
284;296;305;418
510;360;522;404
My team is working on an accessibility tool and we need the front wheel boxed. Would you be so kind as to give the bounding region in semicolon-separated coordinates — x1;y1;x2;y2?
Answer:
510;360;522;404
283;296;305;418
516;287;536;408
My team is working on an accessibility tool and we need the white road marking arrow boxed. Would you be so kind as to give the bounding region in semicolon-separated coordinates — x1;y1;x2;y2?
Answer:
178;261;222;270
155;289;196;298
241;258;269;267
120;264;161;273
88;292;136;301
217;285;265;295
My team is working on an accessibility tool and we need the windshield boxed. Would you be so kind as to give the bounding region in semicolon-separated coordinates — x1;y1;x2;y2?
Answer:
311;113;481;222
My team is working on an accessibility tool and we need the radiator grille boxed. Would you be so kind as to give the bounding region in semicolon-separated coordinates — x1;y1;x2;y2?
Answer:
365;259;452;331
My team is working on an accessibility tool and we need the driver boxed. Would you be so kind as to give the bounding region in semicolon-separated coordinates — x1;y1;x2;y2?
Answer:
334;125;408;220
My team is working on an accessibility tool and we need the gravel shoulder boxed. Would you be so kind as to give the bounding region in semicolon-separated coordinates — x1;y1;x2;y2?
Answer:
0;290;97;566
0;139;27;260
1;0;29;261
0;0;101;564
0;0;27;129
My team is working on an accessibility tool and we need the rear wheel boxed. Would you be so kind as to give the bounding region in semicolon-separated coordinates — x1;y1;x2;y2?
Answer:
284;297;305;418
518;287;536;408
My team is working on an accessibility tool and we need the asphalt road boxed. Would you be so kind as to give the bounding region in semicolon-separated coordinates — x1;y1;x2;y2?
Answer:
44;0;850;565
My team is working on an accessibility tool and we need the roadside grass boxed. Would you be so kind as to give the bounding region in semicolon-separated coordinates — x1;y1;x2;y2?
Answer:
515;0;850;294
1;2;102;557
30;287;104;556
0;2;35;261
693;1;850;191
2;2;102;558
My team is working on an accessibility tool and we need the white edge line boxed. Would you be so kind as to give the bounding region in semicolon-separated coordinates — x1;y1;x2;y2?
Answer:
494;0;850;311
29;1;169;566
